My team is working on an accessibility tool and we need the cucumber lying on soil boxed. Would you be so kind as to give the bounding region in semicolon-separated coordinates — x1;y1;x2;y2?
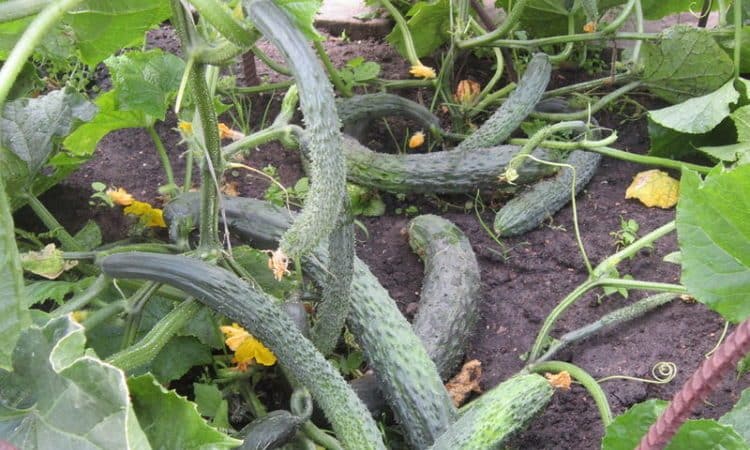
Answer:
429;374;554;450
164;193;458;449
493;150;602;237
336;93;441;139
408;214;481;378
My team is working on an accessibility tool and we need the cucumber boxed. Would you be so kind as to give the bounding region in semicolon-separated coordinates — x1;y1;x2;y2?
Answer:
429;374;554;450
164;193;458;448
493;150;602;236
240;410;306;450
341;135;559;194
246;0;346;260
454;53;551;152
99;252;385;450
408;215;481;378
336;93;442;138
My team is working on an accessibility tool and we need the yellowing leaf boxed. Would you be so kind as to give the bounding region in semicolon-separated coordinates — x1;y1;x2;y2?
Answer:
20;243;78;279
625;169;680;208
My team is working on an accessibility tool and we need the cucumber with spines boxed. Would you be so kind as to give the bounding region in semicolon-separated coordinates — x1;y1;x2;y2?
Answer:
336;93;442;137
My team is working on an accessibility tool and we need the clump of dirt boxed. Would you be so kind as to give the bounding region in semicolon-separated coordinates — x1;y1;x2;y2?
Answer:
15;25;749;450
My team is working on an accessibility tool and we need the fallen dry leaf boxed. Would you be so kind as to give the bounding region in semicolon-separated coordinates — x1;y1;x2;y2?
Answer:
625;169;679;208
445;359;483;407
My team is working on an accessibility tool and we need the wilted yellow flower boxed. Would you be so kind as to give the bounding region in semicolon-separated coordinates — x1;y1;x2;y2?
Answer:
218;123;245;141
178;121;193;134
583;21;597;33
106;187;134;206
220;323;277;371
267;249;290;281
70;310;89;323
123;200;167;228
408;131;425;149
409;64;436;79
545;371;572;390
454;79;481;105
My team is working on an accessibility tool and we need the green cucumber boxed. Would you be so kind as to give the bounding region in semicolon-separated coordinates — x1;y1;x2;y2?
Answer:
246;0;345;260
341;135;559;194
164;194;458;448
240;410;306;450
336;93;441;136
408;214;481;378
454;53;551;151
494;150;602;236
429;374;553;450
99;252;384;450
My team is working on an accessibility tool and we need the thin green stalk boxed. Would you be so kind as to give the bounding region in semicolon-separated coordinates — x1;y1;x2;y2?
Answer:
601;0;637;33
107;299;201;371
529;360;613;427
222;125;296;158
188;0;255;47
314;40;352;97
548;13;575;64
81;300;126;330
0;0;85;106
597;278;687;293
24;194;82;251
192;40;248;65
535;293;677;363
223;79;294;94
543;72;636;98
239;382;268;419
120;281;162;350
592;221;676;278
468;82;516;118
735;0;742;79
457;0;531;48
530;81;642;121
504;120;586;181
378;0;421;66
375;78;436;89
251;45;291;75
0;0;50;21
718;0;729;26
629;0;644;65
473;31;669;49
183;144;194;192
63;243;183;261
301;422;344;450
147;125;176;187
52;274;109;317
507;139;713;174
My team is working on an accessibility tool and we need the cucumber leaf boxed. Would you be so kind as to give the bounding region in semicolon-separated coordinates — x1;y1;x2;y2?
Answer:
65;0;172;66
128;374;241;449
731;104;750;142
274;0;323;41
603;399;749;450
649;80;739;134
105;49;185;121
640;0;715;19
0;316;151;449
641;26;734;104
647;116;736;160
147;336;213;383
697;142;750;164
0;173;28;370
720;388;750;443
677;166;750;323
386;0;451;59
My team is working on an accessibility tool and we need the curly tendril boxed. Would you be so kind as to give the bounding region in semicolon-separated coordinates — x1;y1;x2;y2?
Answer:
597;362;677;385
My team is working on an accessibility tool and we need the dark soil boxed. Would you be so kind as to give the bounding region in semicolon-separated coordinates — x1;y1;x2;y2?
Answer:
16;26;750;449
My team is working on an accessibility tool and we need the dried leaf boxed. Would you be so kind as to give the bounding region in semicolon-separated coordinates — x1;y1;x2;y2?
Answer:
445;359;482;407
20;244;77;279
625;169;679;208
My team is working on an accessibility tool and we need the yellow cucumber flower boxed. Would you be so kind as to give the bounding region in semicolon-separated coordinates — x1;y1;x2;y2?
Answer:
220;323;277;371
106;187;134;206
123;200;167;228
408;131;425;149
409;64;436;79
178;121;193;134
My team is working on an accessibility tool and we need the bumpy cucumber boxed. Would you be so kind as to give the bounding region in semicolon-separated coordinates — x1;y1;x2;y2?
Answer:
246;0;345;260
408;214;481;378
429;374;554;450
493;150;602;236
454;53;551;151
336;93;441;136
164;194;458;448
99;252;384;450
239;410;305;450
341;135;559;194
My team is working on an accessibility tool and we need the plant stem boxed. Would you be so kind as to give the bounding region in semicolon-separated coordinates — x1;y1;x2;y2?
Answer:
470;31;678;50
251;45;291;75
107;298;201;371
468;82;517;118
147;125;176;187
378;0;421;66
505;120;587;180
375;78;437;89
530;81;642;121
543;72;636;98
81;300;126;330
301;422;344;450
592;221;675;278
507;139;713;174
120;281;162;350
314;39;352;97
24;194;83;251
535;293;677;363
0;0;50;21
457;0;531;48
222;79;294;94
0;0;85;106
630;0;645;65
548;14;575;64
529;360;614;427
735;0;742;79
52;274;109;317
222;125;296;158
188;0;255;47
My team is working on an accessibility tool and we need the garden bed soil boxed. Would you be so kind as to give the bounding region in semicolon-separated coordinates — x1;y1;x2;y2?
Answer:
16;27;750;449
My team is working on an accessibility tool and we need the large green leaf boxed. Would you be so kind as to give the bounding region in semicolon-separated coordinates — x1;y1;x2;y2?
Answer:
105;49;185;121
0;316;150;449
386;0;451;59
677;166;750;323
603;399;749;450
732;104;750;142
63;90;149;155
274;0;323;41
128;374;241;450
65;0;172;66
649;80;739;134
492;0;626;37
0;87;96;178
145;336;213;383
641;25;734;104
721;388;750;443
0;174;29;370
640;0;714;19
647;116;736;159
0;17;32;60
